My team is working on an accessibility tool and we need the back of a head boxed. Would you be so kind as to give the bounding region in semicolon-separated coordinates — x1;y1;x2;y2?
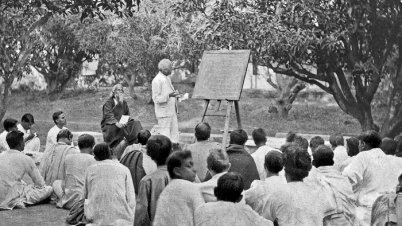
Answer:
6;131;24;149
310;136;325;152
292;136;309;152
359;130;382;149
346;137;359;157
3;118;18;132
312;145;334;167
207;148;230;174
158;59;172;73
380;138;398;155
21;113;34;123
93;143;111;161
286;131;297;143
57;129;72;142
78;134;96;150
137;130;151;145
214;172;244;203
147;135;172;166
52;111;63;124
264;151;283;174
282;144;312;181
252;128;267;145
167;150;192;179
195;122;211;141
229;129;248;145
329;134;344;147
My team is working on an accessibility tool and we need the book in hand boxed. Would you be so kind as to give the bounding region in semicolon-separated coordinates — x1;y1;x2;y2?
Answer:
119;115;130;125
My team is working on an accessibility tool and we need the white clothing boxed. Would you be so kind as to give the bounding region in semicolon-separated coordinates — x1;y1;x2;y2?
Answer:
244;176;286;215
0;131;9;153
84;159;136;225
17;124;40;153
45;125;67;150
339;156;355;173
186;141;221;182
251;146;283;180
0;149;52;210
154;179;205;226
197;172;226;202
194;201;274;226
333;146;349;171
152;72;179;143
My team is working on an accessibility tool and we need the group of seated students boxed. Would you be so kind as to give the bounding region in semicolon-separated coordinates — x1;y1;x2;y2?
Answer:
1;114;402;226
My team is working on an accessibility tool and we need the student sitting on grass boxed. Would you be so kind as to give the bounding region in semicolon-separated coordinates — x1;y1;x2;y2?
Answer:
134;135;172;226
153;150;204;226
194;172;274;226
0;118;19;153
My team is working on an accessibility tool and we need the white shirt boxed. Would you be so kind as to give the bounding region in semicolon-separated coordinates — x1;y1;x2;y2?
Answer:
251;146;281;180
46;125;67;150
333;146;349;171
0;131;9;153
17;124;30;139
197;172;227;202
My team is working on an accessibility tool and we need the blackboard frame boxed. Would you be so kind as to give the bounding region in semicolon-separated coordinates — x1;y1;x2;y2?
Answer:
192;50;251;101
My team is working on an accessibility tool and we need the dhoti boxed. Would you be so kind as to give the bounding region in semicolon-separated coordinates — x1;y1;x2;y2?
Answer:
153;113;179;143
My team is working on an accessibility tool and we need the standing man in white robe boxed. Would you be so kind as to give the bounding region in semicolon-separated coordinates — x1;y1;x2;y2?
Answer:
46;111;68;150
0;118;18;153
0;131;52;210
152;59;181;144
84;143;136;225
17;113;40;152
343;130;402;226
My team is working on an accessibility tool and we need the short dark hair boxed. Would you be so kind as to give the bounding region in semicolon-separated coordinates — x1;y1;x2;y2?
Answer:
312;145;334;167
286;131;297;142
310;136;325;152
93;143;111;161
264;151;283;174
282;144;312;181
137;130;151;145
195;122;211;141
78;134;95;150
167;150;192;179
3;118;18;132
207;149;230;174
380;138;398;155
292;136;309;152
56;129;72;142
358;130;382;149
346;137;359;157
147;135;172;166
21;113;34;123
214;172;244;202
252;128;267;145
52;111;63;124
6;131;24;149
229;129;248;145
329;134;344;147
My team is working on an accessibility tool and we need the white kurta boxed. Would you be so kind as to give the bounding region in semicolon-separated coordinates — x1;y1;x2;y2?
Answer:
194;201;274;226
333;146;349;171
244;175;286;215
197;172;226;202
251;146;282;180
17;124;40;153
0;149;52;210
154;179;205;226
0;130;9;153
84;159;136;225
186;141;221;182
45;125;67;150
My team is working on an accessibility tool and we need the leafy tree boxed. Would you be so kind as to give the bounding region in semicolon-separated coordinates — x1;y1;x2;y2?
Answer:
175;0;402;137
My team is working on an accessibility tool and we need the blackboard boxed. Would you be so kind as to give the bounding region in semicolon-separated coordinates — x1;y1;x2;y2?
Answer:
192;50;250;100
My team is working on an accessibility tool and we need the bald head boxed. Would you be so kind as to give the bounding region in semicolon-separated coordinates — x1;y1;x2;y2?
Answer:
158;59;173;76
195;122;211;141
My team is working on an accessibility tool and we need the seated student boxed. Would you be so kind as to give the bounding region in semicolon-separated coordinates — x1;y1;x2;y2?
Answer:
194;172;274;226
39;129;79;199
263;144;332;226
312;145;358;226
197;148;231;202
153;150;205;226
310;136;325;153
0;118;18;153
329;134;349;171
380;137;398;155
245;151;286;215
250;128;281;180
0;131;52;210
185;122;220;182
17;113;40;153
120;130;157;195
339;137;359;172
84;143;136;225
205;129;259;189
52;134;96;209
46;111;68;150
134;134;172;226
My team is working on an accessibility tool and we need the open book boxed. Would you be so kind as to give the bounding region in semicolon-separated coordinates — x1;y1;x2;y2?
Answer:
119;115;130;124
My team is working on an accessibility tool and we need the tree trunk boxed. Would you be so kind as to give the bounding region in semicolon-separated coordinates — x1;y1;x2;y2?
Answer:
0;79;12;124
126;73;138;100
275;98;290;118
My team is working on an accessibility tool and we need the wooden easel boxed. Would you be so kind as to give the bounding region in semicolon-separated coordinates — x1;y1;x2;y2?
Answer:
200;99;242;149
